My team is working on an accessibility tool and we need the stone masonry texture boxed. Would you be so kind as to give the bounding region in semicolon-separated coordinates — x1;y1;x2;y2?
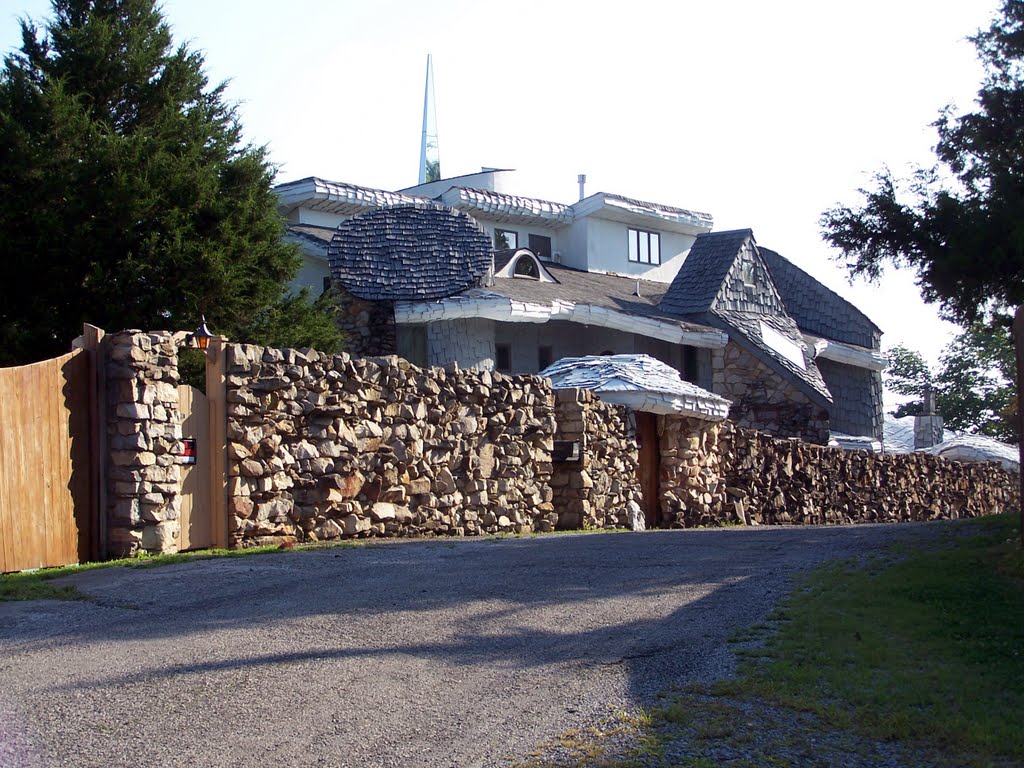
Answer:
104;331;183;557
659;416;1018;527
102;332;1017;557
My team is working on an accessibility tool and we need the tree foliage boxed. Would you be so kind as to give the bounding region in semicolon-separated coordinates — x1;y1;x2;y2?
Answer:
821;1;1024;327
0;0;341;366
886;324;1018;442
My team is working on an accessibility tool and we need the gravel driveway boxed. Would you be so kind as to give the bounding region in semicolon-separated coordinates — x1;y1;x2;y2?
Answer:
0;523;946;767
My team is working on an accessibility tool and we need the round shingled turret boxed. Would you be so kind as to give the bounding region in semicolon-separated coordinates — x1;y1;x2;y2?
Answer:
326;204;493;301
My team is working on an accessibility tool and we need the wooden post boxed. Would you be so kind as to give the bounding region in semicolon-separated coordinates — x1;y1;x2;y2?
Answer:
80;324;106;561
1014;306;1024;548
205;337;229;549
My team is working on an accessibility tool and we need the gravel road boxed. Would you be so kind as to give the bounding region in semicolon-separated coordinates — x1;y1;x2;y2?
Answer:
0;523;947;767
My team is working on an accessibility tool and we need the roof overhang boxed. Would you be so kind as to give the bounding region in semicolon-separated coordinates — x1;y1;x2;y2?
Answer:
571;193;714;235
394;294;729;349
439;187;574;228
275;177;429;218
804;335;887;371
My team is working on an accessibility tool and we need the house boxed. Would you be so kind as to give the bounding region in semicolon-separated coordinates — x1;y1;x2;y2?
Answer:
274;169;885;443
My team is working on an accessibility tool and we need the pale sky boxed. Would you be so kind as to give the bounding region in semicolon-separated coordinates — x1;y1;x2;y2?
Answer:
1;0;1001;375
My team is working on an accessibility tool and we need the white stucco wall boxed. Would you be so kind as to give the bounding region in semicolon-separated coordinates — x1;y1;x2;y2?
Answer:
582;217;696;283
482;222;562;258
292;208;349;228
401;169;513;197
292;252;331;296
492;320;700;379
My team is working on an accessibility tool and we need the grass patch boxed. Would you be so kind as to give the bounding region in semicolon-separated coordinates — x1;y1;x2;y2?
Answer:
517;513;1024;767
721;512;1024;766
0;544;288;601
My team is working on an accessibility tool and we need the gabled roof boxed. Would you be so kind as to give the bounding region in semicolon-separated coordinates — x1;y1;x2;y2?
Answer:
541;354;730;419
659;229;755;315
656;229;833;407
711;310;833;407
759;247;881;349
326;204;492;301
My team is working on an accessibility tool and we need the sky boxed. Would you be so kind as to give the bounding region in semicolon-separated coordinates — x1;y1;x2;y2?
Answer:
0;0;1001;373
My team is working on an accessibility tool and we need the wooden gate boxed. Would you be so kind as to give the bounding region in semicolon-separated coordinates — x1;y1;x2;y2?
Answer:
177;385;213;551
636;411;660;528
0;349;95;571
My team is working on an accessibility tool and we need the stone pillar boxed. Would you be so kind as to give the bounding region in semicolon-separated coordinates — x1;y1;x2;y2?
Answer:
105;331;183;557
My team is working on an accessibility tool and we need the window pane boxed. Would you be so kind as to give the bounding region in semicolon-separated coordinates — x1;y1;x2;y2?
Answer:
628;229;639;262
528;234;552;259
495;229;518;249
639;232;650;263
650;233;660;265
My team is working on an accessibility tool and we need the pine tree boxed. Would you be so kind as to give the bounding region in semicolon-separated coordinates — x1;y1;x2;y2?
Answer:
821;0;1024;327
0;0;341;365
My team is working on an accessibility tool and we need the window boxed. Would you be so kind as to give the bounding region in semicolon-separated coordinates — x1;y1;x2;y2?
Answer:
538;346;553;371
494;229;518;249
528;234;552;260
628;228;661;265
513;256;539;278
741;260;756;287
495;343;512;372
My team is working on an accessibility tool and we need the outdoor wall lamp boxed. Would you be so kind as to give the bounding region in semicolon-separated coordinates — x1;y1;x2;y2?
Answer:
188;316;214;350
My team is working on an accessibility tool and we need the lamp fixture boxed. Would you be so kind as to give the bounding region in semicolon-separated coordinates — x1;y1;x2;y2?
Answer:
189;315;214;350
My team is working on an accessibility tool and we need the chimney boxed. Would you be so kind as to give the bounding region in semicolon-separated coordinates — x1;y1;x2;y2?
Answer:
914;383;944;449
577;173;587;201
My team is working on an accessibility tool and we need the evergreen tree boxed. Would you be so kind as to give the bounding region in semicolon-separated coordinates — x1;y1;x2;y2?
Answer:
821;0;1024;327
0;0;341;365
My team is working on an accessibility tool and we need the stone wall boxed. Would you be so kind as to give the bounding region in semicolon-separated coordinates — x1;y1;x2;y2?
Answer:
713;342;830;444
222;345;557;547
550;388;643;530
97;331;1017;558
335;287;397;357
104;331;183;556
659;416;1018;528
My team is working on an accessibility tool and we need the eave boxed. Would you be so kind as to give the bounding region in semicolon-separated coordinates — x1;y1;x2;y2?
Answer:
394;294;729;349
804;335;887;371
571;192;714;235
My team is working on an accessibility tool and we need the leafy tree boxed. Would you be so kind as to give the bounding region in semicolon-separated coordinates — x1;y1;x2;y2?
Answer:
0;0;342;366
886;324;1018;441
821;1;1024;327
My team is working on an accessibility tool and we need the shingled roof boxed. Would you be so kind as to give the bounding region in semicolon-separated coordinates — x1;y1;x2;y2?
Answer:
489;262;716;335
658;229;755;315
326;204;493;301
540;354;730;419
758;247;881;349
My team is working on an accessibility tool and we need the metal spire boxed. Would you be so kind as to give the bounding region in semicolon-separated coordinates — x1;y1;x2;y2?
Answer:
418;54;440;184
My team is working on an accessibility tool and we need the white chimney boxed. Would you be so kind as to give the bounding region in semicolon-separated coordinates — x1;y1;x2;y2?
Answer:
577;173;587;201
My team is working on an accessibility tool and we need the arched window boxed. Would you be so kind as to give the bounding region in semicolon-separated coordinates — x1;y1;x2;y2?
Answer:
513;255;540;279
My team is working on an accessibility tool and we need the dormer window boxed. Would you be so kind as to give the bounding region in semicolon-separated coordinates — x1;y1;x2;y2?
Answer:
512;253;540;279
628;228;661;265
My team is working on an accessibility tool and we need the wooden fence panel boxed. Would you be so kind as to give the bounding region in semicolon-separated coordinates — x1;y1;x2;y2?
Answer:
178;385;212;551
0;349;94;572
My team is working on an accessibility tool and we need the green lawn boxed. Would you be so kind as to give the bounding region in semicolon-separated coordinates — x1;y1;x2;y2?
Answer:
520;513;1024;767
723;512;1024;764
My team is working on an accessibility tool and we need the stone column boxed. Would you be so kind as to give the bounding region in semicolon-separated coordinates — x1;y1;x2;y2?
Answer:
105;331;183;557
